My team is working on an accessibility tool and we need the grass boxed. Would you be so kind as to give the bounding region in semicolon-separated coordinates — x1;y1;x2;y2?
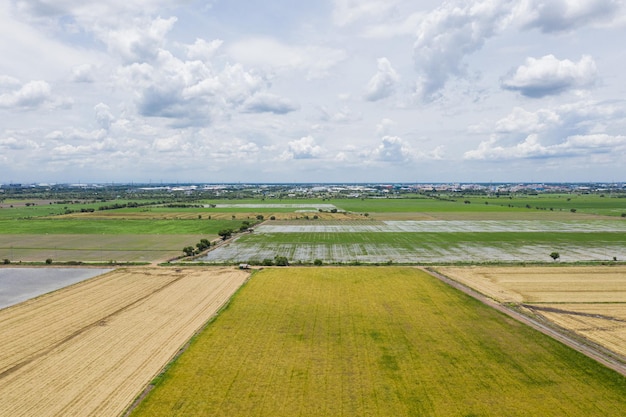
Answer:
130;267;626;416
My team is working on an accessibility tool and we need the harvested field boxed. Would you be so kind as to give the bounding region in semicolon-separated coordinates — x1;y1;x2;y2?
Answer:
0;267;248;417
131;267;626;416
435;266;626;361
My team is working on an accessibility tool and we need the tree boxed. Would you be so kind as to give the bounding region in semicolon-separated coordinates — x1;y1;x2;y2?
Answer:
274;255;289;266
45;258;53;264
218;229;233;240
183;246;195;257
256;214;264;221
262;258;274;266
313;259;323;266
549;252;560;262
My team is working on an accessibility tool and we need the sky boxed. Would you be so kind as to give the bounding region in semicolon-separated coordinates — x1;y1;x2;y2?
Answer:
1;0;626;184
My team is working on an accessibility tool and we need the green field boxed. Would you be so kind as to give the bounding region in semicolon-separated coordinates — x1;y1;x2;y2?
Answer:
0;218;240;234
0;234;207;263
130;267;626;417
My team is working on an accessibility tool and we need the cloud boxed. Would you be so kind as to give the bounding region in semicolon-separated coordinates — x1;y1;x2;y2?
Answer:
465;133;626;160
103;16;177;64
413;0;515;101
501;55;598;97
370;136;414;162
332;0;401;26
0;79;57;109
70;64;97;83
280;136;324;160
376;118;396;136
519;0;623;33
242;93;299;114
228;37;347;79
464;100;626;161
94;103;114;130
124;50;265;126
364;57;399;101
186;38;223;62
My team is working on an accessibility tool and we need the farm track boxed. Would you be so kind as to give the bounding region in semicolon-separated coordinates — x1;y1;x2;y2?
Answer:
0;267;248;417
424;267;626;377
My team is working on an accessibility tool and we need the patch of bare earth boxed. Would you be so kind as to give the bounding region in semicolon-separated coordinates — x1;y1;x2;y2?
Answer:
0;267;248;417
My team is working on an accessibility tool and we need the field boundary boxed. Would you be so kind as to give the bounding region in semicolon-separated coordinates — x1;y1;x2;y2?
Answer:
423;267;626;377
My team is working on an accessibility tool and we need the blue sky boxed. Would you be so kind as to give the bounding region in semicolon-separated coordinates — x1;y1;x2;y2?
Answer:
1;0;626;183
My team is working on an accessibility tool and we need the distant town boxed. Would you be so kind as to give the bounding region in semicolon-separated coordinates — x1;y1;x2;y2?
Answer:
1;181;625;199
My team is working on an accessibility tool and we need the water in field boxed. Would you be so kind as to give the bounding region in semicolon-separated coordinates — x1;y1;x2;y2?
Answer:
0;268;112;309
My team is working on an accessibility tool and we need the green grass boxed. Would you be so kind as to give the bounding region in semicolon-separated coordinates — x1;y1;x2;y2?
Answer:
130;267;626;416
0;219;243;234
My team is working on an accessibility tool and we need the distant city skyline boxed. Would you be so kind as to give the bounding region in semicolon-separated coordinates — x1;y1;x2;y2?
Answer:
2;1;626;183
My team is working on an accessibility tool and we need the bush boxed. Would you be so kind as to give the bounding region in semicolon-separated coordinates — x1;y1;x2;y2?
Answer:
262;258;274;266
45;258;53;264
274;256;289;266
313;259;323;266
3;259;10;264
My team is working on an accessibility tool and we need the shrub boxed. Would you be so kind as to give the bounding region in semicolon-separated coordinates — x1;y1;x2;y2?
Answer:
262;258;274;266
274;256;289;266
3;259;10;264
45;258;53;264
313;259;323;266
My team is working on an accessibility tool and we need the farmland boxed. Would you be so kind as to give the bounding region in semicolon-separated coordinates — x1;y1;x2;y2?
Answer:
130;267;626;416
434;266;626;359
0;267;248;417
198;220;626;264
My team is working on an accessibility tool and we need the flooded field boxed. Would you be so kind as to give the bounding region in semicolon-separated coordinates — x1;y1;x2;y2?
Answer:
0;268;112;309
197;220;626;264
257;220;626;233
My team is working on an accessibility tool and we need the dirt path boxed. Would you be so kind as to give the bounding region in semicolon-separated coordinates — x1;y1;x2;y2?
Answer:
0;267;249;417
422;267;626;378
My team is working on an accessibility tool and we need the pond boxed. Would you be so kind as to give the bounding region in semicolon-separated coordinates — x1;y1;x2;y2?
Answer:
0;268;113;310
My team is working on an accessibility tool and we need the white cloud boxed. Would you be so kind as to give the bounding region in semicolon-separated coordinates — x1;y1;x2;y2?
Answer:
332;0;401;26
465;132;626;160
242;93;300;114
70;64;97;83
94;103;114;130
186;38;223;62
376;118;396;136
124;50;265;126
501;55;598;97
103;16;177;64
413;0;515;101
365;57;399;101
280;136;324;160
518;0;624;33
370;136;414;162
0;79;54;109
228;38;347;79
465;100;626;161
